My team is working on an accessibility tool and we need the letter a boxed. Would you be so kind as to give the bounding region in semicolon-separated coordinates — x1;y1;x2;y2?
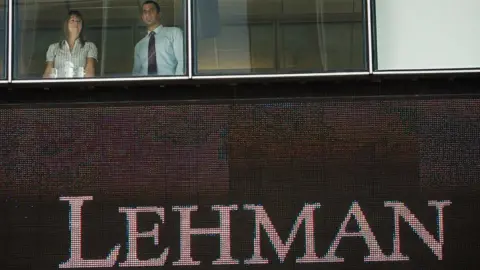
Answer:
323;201;388;262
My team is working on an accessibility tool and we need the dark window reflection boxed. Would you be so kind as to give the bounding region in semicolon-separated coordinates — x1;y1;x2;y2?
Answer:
0;0;5;79
194;0;366;75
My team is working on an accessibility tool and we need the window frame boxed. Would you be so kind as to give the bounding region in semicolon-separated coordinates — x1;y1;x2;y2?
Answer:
8;0;193;84
371;0;480;75
191;0;371;80
0;0;8;83
5;0;372;84
3;0;480;86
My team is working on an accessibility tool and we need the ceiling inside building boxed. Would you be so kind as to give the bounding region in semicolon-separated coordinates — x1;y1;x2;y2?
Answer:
14;0;363;26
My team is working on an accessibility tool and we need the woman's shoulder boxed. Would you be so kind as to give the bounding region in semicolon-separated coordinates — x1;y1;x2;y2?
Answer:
48;42;62;50
84;41;97;48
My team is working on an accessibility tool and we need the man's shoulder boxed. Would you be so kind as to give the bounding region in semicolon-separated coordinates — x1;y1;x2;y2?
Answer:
134;35;148;48
163;26;183;35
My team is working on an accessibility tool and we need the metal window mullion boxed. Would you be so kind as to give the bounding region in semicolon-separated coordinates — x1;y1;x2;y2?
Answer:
7;0;13;82
186;0;193;78
366;0;374;74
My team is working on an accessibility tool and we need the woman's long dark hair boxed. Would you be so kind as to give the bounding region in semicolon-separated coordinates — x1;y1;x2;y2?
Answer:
60;10;86;48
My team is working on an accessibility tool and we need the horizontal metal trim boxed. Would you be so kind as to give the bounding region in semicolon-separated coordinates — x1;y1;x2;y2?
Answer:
6;69;480;85
11;76;190;84
374;69;480;75
192;72;370;80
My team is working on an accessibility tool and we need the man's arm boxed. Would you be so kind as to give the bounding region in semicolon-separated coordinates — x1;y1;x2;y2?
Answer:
173;28;185;75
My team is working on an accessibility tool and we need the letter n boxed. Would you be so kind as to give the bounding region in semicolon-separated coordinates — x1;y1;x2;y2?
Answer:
385;200;452;260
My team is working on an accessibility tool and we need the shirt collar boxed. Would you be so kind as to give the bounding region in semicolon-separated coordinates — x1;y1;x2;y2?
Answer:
62;38;80;50
147;25;163;36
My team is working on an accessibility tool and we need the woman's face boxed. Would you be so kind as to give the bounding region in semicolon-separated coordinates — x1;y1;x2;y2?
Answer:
67;15;82;36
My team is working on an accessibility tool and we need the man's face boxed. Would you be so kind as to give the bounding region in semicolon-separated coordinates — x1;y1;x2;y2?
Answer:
142;3;160;26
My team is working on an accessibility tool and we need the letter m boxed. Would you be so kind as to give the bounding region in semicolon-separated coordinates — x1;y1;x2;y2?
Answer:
244;203;322;264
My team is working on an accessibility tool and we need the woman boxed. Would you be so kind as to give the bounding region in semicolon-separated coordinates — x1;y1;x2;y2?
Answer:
43;10;97;78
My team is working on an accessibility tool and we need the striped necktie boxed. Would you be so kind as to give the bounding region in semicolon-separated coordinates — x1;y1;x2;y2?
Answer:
148;31;157;75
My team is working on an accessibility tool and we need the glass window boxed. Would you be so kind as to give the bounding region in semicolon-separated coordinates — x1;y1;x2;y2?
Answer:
194;0;366;75
14;0;187;80
375;0;480;71
0;0;6;79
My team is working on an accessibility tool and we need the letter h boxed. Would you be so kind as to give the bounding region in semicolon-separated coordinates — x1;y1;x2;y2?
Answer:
172;205;238;266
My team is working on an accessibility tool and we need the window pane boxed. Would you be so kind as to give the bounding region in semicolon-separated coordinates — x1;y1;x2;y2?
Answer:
194;0;366;75
0;0;5;79
375;0;480;71
14;0;186;80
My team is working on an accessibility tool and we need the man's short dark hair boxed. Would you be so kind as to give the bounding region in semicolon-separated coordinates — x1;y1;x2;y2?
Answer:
143;0;161;13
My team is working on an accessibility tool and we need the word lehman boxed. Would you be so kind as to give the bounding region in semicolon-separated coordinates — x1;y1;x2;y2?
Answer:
59;196;451;268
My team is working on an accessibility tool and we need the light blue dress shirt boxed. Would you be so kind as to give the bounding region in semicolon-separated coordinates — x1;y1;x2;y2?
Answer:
132;25;184;76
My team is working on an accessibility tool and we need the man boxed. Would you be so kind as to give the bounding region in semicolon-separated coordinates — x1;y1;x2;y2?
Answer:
133;0;184;76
